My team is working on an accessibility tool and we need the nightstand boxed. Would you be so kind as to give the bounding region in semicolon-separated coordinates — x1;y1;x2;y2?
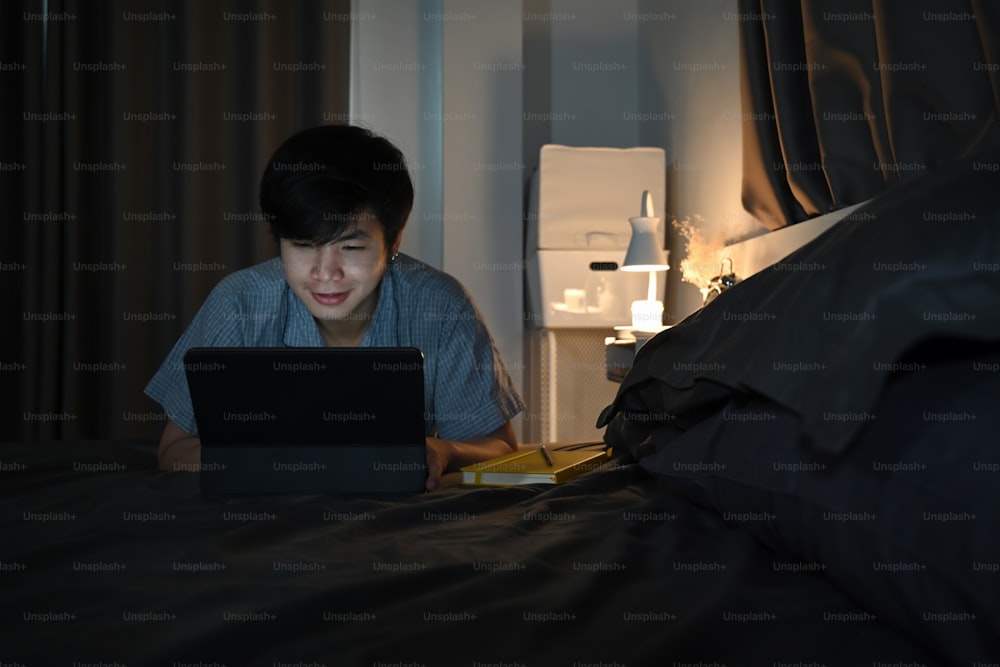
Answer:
604;326;671;383
605;338;635;383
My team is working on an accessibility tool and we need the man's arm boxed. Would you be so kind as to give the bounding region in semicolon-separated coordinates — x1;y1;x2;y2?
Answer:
158;419;202;472
160;416;518;485
424;421;518;491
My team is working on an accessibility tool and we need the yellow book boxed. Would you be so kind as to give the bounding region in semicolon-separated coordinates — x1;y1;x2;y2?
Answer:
461;446;611;486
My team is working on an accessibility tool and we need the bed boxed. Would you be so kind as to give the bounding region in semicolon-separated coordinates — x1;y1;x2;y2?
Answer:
3;152;999;665
2;440;942;666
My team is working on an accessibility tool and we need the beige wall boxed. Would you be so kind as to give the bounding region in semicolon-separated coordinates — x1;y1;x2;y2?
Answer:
353;0;776;436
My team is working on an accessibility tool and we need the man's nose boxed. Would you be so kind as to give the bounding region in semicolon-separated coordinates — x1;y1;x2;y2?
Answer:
311;245;343;281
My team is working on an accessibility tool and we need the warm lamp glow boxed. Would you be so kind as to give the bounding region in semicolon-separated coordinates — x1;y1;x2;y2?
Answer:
622;190;670;332
631;299;663;331
621;215;669;272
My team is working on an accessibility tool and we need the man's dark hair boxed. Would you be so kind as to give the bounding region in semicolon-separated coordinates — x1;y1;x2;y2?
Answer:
259;125;414;256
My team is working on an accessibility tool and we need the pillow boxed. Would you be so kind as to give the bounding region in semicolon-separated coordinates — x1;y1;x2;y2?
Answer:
598;149;1000;457
630;343;1000;663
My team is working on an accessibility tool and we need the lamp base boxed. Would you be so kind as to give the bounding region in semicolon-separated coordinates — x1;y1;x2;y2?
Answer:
630;299;663;331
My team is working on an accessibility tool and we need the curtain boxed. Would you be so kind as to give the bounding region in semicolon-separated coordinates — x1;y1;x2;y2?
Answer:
1;0;351;441
739;0;1000;230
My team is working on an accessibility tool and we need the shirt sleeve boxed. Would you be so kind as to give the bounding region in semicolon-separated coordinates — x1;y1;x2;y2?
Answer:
427;295;525;442
144;286;245;435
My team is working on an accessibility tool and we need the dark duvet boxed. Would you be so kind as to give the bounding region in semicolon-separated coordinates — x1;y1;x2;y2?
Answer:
3;439;940;666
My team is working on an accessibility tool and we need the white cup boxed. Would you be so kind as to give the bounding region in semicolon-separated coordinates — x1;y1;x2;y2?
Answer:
564;288;586;312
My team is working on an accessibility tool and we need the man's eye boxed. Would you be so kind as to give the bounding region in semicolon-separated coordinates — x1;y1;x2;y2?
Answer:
292;241;314;248
342;245;365;251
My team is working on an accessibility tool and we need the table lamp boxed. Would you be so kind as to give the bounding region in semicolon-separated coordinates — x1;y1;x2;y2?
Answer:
621;191;669;331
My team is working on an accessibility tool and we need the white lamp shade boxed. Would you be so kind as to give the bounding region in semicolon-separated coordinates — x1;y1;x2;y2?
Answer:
622;216;669;271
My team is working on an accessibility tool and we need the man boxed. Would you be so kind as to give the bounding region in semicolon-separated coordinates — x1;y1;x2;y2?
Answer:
146;125;523;490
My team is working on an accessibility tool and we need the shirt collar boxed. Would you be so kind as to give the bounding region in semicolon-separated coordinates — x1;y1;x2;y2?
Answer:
360;258;398;346
282;286;326;347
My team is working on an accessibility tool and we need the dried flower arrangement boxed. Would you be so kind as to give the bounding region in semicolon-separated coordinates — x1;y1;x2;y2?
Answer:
671;215;728;299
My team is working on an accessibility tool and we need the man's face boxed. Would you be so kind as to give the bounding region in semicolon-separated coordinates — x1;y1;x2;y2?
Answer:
279;214;395;329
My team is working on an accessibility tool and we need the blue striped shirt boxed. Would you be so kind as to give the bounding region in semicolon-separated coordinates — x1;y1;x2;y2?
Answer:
145;254;524;441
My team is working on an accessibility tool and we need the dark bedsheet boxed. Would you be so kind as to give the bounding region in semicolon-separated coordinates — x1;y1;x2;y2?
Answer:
1;441;940;666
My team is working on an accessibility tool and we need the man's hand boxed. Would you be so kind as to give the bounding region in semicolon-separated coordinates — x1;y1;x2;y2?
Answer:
158;419;202;472
425;438;450;491
423;421;518;491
